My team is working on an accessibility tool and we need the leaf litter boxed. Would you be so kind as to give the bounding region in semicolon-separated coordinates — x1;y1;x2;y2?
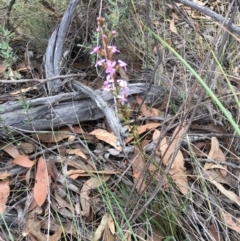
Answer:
1;1;240;240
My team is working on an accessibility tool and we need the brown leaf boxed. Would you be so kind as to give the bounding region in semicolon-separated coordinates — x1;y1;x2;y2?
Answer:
49;227;62;241
169;18;178;34
152;129;161;143
11;86;37;95
94;213;109;241
20;142;35;154
0;171;11;180
157;124;189;195
90;129;122;151
0;61;7;74
32;131;74;143
209;223;223;241
150;230;164;241
26;206;46;241
136;96;161;117
2;144;20;158
67;169;118;179
80;176;110;217
0;180;10;213
132;148;146;194
34;157;49;206
107;214;115;234
66;148;87;159
54;188;73;212
222;211;240;234
13;155;36;168
208;177;240;207
205;137;227;176
126;122;161;144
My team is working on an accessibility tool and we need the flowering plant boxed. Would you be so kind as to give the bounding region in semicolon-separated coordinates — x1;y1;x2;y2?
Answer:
90;17;129;105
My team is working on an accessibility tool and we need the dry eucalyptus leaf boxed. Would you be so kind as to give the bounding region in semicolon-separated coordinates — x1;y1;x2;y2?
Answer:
13;155;36;168
0;180;10;213
90;129;122;151
80;176;110;217
93;213;109;241
34;157;49;206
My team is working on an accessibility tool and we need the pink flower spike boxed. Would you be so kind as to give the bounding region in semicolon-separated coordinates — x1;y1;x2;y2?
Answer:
108;46;119;54
90;46;101;55
106;60;116;75
95;59;105;67
118;60;127;71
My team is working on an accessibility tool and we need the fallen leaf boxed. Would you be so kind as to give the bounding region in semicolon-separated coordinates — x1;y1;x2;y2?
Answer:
209;223;223;241
150;230;164;241
206;170;230;186
66;148;87;159
136;96;161;117
54;188;73;212
209;177;240;207
11;86;37;95
124;230;132;241
90;129;122;151
205;137;227;176
33;131;74;143
67;169;118;179
2;144;20;158
0;180;10;213
107;214;115;234
80;176;110;217
222;211;240;234
0;171;11;179
49;227;62;241
26;206;46;241
132;148;146;194
152;129;161;143
94;213;109;241
13;155;36;168
34;157;49;206
126;122;161;144
169;18;178;34
0;61;7;74
156;123;189;195
20;142;35;154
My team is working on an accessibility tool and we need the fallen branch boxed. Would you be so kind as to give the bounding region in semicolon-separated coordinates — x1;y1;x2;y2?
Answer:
0;83;178;138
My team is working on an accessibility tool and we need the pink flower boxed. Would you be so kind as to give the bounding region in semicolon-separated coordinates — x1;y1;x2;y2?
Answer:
103;81;112;92
95;59;105;67
118;60;127;71
117;94;128;105
117;79;127;88
107;46;119;54
106;74;114;83
90;46;101;55
105;60;116;75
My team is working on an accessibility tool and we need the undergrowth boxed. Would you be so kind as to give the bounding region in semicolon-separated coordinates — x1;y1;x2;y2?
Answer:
0;0;240;241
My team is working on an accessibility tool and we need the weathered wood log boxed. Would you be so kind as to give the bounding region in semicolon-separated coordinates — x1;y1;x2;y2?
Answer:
0;83;180;138
45;0;80;95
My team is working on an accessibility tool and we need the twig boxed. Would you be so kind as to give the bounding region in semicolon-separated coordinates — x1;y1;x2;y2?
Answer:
174;0;240;35
0;73;86;84
185;158;240;170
